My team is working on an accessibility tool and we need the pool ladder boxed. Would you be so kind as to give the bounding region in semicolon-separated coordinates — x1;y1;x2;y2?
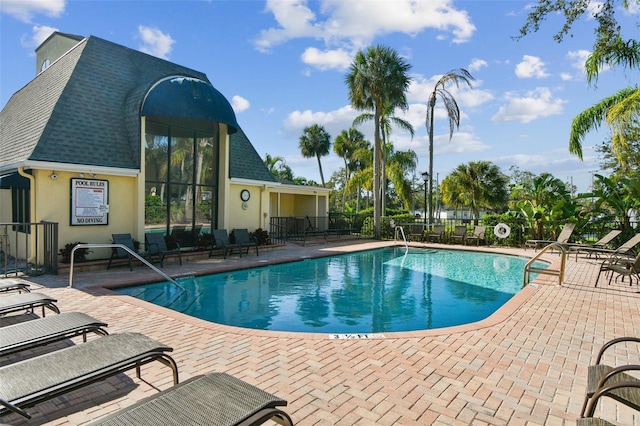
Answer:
523;242;567;286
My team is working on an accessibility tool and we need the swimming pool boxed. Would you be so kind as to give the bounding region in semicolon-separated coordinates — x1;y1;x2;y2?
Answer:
115;247;546;334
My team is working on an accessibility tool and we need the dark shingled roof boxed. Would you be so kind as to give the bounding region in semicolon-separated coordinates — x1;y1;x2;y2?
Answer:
0;35;240;171
229;127;278;182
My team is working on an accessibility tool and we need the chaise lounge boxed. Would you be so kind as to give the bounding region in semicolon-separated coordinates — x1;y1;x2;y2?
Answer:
0;278;31;294
89;372;294;426
525;222;576;250
0;311;108;357
0;332;178;419
0;292;60;318
145;232;182;268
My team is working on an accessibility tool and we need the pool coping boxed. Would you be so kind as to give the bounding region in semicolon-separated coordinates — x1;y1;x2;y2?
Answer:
89;243;556;340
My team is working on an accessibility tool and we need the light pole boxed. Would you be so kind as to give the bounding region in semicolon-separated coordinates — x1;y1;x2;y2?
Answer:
421;171;429;224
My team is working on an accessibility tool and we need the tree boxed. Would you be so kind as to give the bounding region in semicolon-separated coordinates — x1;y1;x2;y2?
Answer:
333;128;367;211
517;0;640;160
440;161;509;224
263;154;294;181
425;69;475;224
346;45;411;238
581;173;640;233
299;124;331;187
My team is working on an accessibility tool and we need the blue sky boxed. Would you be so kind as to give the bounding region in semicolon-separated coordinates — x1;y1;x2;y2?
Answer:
1;0;638;194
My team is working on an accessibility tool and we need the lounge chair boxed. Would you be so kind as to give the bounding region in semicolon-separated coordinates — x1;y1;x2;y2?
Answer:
170;225;187;247
89;372;293;426
0;278;31;293
0;332;178;419
425;225;445;243
145;232;182;268
107;233;137;271
595;252;640;287
567;230;622;260
209;229;240;259
450;225;468;244
0;292;60;318
408;224;425;242
465;226;487;246
579;336;640;418
576;233;640;261
524;222;576;250
0;311;108;357
233;228;259;257
578;381;640;425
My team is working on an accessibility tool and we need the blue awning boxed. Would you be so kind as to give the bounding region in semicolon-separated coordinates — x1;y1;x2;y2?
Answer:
142;77;239;134
0;172;30;189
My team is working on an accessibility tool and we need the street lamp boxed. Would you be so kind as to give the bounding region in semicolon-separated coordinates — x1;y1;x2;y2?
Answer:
421;171;429;224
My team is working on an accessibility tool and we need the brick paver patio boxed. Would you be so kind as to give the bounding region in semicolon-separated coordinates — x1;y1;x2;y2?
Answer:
1;240;638;425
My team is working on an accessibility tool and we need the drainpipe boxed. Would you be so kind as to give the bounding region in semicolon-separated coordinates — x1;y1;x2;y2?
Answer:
17;167;37;262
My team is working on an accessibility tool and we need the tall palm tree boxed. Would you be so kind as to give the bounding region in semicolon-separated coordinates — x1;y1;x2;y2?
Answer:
385;147;418;210
440;161;509;224
299;124;331;187
425;69;475;224
333;128;367;211
345;45;411;238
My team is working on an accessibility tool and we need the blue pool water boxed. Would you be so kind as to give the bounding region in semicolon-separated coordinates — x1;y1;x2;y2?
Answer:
115;247;545;334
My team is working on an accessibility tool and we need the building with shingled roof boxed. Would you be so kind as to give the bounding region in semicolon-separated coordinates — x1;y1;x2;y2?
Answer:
0;32;329;266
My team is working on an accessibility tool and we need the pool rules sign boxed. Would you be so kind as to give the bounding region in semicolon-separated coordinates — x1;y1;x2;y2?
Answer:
70;178;109;225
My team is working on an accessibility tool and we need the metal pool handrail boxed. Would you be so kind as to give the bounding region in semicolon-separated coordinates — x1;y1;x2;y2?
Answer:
68;243;184;292
523;242;567;286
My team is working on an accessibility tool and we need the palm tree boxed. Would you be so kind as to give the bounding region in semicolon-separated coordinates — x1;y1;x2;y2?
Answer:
440;161;509;224
299;124;331;187
385;147;418;210
333;128;367;211
425;69;475;224
345;45;411;238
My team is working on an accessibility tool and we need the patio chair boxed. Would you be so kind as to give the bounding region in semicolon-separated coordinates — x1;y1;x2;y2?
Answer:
0;332;179;419
107;233;137;271
0;292;60;318
145;233;182;268
0;312;108;357
466;226;487;246
595;251;640;287
425;225;445;243
209;229;240;259
450;225;468;244
577;233;640;261
579;336;640;418
0;278;31;293
408;224;425;242
88;372;293;426
578;381;640;425
524;222;576;250
233;228;259;257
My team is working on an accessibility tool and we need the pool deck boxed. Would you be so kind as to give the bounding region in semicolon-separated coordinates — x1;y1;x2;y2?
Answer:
1;239;639;425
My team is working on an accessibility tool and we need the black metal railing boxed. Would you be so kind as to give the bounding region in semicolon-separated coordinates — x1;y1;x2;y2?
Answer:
0;221;58;276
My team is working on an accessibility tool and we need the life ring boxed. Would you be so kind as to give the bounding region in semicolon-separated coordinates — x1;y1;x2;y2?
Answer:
494;223;511;238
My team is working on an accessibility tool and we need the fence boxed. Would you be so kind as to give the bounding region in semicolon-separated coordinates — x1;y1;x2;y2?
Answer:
0;221;58;277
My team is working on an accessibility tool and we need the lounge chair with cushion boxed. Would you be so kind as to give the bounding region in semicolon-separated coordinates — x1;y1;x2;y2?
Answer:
450;225;468;244
0;278;31;293
0;332;179;419
233;228;259;257
145;233;182;268
0;292;60;318
89;372;294;426
595;252;640;287
466;226;487;246
425;225;445;243
579;336;640;418
0;312;108;357
567;230;622;259
107;233;137;271
209;229;240;259
525;222;576;250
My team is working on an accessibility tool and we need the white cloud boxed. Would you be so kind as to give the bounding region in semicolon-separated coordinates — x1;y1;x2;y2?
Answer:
300;47;352;71
468;58;487;72
20;25;58;48
283;105;358;138
231;95;250;113
0;0;65;23
515;55;550;79
254;0;476;54
492;87;565;123
137;25;175;60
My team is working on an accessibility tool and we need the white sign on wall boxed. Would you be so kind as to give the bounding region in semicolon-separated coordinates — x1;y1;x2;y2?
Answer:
70;178;109;225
